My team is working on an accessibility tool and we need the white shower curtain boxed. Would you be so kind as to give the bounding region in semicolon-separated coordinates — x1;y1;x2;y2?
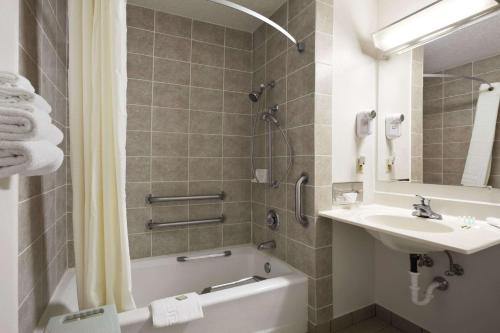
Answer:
68;0;135;311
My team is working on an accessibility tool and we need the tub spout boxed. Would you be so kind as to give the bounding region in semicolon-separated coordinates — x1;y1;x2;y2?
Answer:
257;240;276;250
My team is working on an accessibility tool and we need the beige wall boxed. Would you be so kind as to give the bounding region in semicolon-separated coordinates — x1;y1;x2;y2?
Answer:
422;52;500;186
125;5;254;259
251;0;334;331
17;0;69;332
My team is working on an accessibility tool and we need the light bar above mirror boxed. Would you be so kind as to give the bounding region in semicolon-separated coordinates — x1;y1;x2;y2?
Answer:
373;0;500;55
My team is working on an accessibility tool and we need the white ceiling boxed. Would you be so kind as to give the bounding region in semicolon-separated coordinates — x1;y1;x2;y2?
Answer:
128;0;287;32
424;12;500;73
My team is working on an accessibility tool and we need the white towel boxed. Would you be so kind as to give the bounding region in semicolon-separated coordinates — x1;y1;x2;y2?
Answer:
462;83;500;187
0;72;35;92
0;140;63;178
150;293;204;328
0;101;51;114
0;87;52;113
0;106;63;144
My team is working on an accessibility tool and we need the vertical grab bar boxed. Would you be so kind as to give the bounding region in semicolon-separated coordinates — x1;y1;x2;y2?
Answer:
295;173;308;226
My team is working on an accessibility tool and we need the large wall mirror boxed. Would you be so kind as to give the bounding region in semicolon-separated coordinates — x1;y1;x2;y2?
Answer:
377;5;500;189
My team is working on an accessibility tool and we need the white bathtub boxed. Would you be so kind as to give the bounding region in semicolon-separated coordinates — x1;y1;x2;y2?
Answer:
37;245;308;333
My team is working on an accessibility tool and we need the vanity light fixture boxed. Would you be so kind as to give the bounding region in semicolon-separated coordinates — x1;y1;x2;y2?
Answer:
373;0;500;55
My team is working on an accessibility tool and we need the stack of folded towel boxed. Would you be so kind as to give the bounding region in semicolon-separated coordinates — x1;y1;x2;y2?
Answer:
0;72;64;178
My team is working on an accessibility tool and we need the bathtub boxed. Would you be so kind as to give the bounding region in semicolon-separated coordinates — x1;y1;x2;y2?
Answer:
37;245;308;333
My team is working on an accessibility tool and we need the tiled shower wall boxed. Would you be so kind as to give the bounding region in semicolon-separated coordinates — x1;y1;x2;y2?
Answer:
17;0;69;332
125;5;254;258
422;52;500;186
250;0;334;331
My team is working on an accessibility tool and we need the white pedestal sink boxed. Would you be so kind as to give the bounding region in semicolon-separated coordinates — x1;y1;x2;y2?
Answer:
319;205;500;254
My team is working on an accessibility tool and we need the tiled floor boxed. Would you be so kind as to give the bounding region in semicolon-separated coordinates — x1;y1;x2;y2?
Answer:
337;317;403;333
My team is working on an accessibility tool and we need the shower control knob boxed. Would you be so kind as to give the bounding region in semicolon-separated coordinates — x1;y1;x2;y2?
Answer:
266;210;280;231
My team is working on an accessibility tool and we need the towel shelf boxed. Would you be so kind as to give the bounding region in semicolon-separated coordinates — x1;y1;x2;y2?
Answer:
146;216;225;230
146;192;225;204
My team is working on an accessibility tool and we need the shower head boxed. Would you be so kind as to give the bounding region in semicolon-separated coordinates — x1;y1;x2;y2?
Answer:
248;81;275;103
248;90;262;102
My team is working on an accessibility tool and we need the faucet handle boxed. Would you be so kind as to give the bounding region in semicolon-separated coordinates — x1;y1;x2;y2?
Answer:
416;194;430;205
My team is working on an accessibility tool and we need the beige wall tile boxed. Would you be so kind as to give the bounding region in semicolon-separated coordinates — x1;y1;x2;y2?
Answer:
224;69;252;92
226;28;252;50
223;158;251;180
127;131;151;156
127;53;153;80
153;82;189;108
155;11;192;38
128;105;152;131
127;157;151;182
191;87;223;112
287;64;315;101
152;230;188;256
189;158;222;180
266;33;287;62
127;27;154;55
152;132;188;156
223;92;251;114
151;157;188;181
191;64;223;89
152;107;189;133
190;111;222;134
189;134;223;157
225;48;252;71
189;226;222;251
129;234;151;259
127;79;152;106
154;58;190;85
127;5;154;30
223;136;250;157
192;21;224;45
191;41;224;67
288;2;315;40
223;223;251;245
155;33;191;61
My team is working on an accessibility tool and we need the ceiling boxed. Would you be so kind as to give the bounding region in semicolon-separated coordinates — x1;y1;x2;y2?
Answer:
128;0;287;32
424;12;500;73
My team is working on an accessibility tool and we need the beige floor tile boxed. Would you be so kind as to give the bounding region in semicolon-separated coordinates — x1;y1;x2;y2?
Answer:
337;317;389;333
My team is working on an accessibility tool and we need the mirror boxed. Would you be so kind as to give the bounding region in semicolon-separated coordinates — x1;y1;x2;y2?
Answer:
377;12;500;188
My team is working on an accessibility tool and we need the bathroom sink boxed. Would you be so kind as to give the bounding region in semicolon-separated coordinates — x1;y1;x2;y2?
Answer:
362;214;454;233
360;214;454;253
319;204;500;255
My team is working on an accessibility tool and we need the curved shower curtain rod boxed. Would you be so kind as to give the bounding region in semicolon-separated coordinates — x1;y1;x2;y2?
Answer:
424;73;494;91
206;0;305;52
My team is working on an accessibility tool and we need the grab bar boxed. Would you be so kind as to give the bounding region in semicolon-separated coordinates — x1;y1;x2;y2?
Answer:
201;275;266;294
177;250;232;262
147;216;224;230
295;173;308;226
146;192;225;204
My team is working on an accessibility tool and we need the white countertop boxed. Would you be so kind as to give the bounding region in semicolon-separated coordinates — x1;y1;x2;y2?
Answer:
319;204;500;254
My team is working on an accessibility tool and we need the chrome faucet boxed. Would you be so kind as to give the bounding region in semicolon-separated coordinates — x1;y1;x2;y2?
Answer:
412;195;442;220
257;240;276;250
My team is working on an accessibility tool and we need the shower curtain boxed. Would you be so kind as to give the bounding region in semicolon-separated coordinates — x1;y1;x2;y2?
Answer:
68;0;135;311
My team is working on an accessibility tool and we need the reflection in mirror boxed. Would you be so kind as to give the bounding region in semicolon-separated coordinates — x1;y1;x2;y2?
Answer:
378;12;500;189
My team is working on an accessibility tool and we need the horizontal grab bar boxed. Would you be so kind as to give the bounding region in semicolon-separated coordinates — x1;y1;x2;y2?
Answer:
147;192;225;204
177;250;232;262
147;216;225;230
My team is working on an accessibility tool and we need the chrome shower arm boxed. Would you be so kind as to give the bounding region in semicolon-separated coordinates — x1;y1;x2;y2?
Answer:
206;0;305;52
